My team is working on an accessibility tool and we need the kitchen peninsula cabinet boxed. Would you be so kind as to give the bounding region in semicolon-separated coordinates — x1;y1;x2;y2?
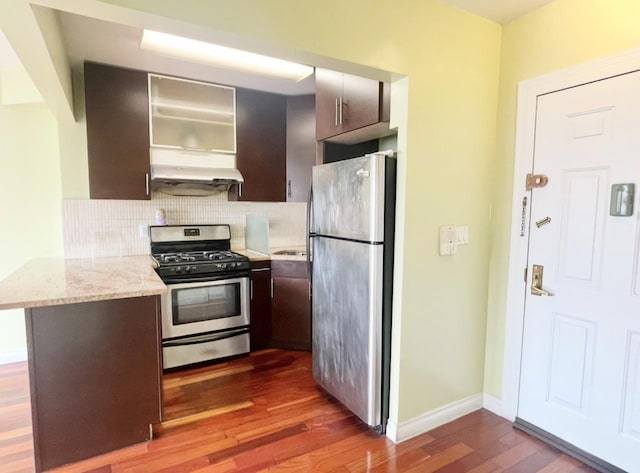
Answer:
27;296;162;471
0;257;166;472
270;260;311;350
231;88;287;202
315;68;390;143
84;62;150;200
249;261;272;350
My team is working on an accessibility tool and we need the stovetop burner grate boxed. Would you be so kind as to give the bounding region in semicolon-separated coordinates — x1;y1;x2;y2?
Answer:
153;250;248;267
149;225;250;278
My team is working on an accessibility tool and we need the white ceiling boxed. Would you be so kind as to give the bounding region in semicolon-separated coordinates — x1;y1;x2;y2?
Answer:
57;11;315;96
442;0;556;23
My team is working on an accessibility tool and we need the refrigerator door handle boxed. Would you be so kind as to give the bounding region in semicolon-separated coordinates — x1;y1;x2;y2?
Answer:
306;186;313;281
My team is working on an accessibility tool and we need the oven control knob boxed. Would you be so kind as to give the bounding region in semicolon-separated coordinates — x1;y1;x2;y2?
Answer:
175;266;183;274
184;266;191;273
216;263;226;269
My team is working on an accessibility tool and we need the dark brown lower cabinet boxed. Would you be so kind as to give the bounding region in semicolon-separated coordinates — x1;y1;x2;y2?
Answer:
250;261;272;351
25;296;162;472
270;261;311;350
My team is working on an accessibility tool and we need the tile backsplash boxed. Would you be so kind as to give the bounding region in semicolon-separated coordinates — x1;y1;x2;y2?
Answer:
62;191;307;258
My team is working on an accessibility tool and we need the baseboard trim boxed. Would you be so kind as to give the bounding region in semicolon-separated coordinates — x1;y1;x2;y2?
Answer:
0;349;27;365
385;418;399;442
386;393;483;443
482;393;506;418
514;417;626;473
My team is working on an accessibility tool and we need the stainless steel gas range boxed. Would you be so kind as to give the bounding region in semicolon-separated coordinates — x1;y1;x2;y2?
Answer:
150;224;251;370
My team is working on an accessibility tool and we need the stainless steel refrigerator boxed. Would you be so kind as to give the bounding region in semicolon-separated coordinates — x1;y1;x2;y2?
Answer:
308;152;396;433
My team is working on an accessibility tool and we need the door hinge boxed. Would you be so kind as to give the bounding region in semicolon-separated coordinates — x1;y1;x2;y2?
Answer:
524;267;528;283
526;173;548;191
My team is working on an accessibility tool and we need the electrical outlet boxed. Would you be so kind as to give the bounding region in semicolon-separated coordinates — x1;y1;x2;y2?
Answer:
439;225;457;256
138;224;149;238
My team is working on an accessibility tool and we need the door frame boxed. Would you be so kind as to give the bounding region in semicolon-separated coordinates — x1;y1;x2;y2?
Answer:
502;47;640;421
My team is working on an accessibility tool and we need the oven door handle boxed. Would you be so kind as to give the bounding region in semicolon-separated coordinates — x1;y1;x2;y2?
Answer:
163;327;249;347
162;273;250;285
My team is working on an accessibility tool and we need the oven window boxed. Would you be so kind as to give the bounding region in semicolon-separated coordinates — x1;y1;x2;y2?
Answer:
172;283;241;325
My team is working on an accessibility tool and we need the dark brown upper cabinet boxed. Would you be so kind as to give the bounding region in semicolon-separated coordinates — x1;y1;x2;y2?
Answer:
286;94;316;202
231;87;287;202
315;68;390;144
85;63;314;203
84;62;151;200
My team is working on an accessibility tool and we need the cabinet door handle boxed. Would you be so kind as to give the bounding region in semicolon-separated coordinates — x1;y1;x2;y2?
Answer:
238;183;242;198
145;172;150;196
270;279;274;299
335;97;339;126
309;281;312;301
338;96;343;125
287;180;292;198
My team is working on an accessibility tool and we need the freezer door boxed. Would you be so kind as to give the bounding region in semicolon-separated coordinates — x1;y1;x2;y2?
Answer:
312;154;386;242
312;236;383;427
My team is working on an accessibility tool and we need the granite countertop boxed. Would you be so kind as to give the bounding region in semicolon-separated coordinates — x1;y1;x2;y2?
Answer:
0;256;166;310
234;246;308;262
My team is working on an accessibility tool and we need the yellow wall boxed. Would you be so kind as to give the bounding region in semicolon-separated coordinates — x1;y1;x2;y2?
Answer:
8;0;640;420
97;0;502;422
485;0;640;397
0;101;63;357
0;66;43;104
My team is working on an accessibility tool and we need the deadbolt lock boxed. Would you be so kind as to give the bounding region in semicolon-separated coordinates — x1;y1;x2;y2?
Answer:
526;174;549;191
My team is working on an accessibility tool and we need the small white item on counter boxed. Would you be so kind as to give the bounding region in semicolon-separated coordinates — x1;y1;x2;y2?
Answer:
155;208;167;225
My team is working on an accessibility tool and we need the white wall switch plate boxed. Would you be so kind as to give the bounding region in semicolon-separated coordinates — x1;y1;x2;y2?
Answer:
456;225;469;245
439;225;457;256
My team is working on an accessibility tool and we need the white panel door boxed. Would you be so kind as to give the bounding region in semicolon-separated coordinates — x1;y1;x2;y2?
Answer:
519;71;640;472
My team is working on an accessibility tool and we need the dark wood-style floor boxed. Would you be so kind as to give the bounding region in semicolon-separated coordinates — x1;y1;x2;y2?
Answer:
0;349;595;473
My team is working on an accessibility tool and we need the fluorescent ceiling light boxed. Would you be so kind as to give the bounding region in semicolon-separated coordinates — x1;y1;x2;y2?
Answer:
141;30;314;82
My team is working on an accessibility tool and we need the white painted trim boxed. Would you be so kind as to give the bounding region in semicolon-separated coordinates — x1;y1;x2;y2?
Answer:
385;418;399;442
503;46;640;421
0;349;27;365
482;393;505;418
386;393;483;443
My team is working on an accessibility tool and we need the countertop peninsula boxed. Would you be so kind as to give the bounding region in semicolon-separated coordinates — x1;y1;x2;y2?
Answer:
0;255;166;310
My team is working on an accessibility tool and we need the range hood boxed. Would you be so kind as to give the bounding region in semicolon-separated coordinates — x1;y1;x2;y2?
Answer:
149;148;244;196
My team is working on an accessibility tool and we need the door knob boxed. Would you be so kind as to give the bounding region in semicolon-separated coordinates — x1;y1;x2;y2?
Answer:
531;264;553;296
